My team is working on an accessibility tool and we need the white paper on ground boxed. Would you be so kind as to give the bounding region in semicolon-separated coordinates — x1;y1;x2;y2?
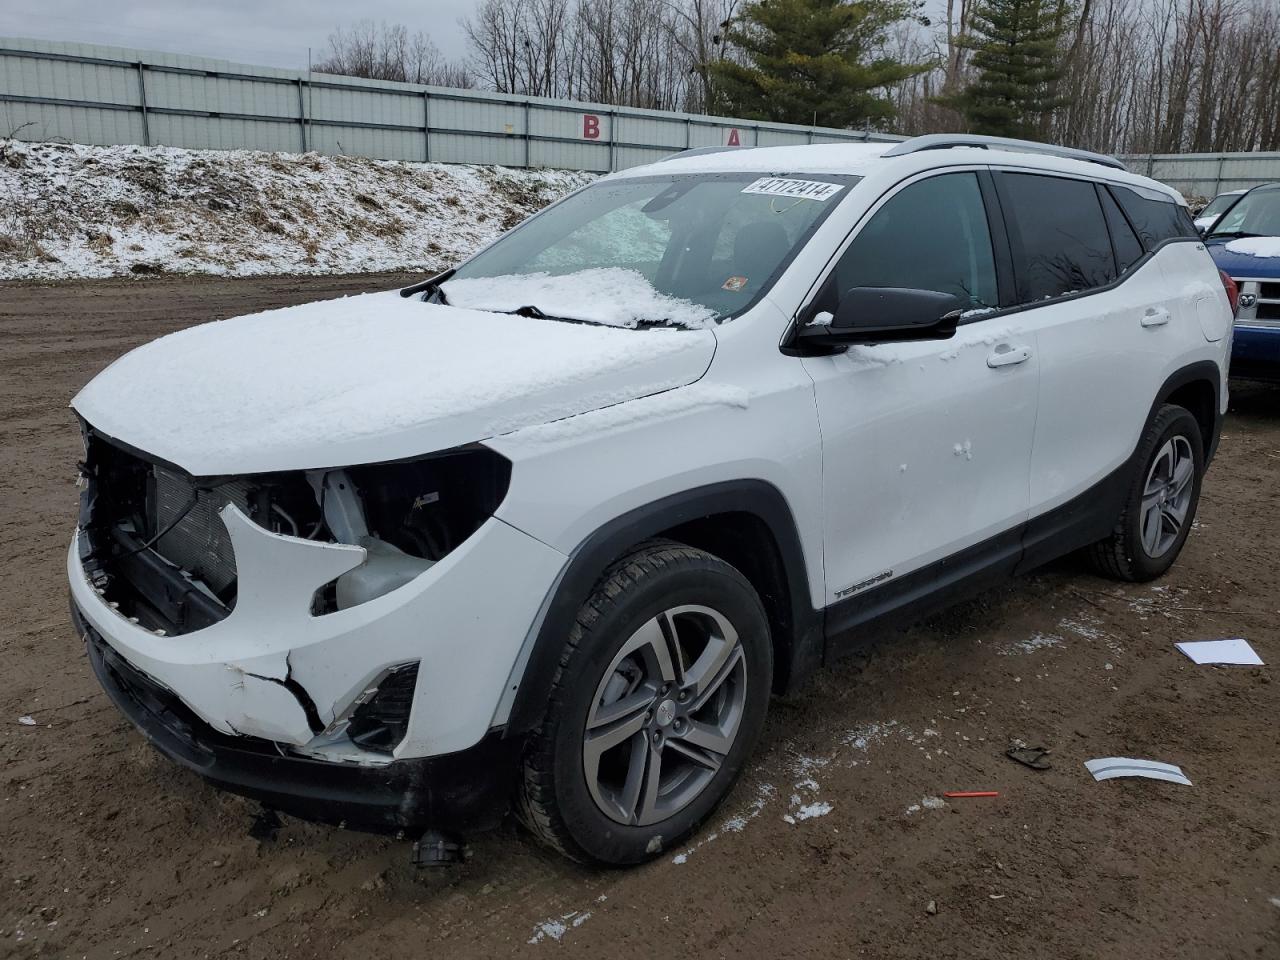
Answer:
1175;638;1264;666
1084;758;1192;786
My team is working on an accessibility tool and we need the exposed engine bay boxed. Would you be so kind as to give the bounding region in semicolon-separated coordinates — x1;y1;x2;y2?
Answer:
77;426;511;638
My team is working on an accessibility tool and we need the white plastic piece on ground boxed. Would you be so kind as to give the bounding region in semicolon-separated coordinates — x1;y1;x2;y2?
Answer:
18;716;36;726
1084;758;1192;786
1175;638;1264;666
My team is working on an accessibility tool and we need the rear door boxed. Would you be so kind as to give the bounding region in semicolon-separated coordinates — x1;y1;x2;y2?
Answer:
800;170;1040;612
991;171;1189;523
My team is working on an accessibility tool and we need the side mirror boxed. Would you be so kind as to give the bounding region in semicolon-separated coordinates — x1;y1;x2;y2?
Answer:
801;286;963;345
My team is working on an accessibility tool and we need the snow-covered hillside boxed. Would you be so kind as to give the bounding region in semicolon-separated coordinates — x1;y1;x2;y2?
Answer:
0;140;594;281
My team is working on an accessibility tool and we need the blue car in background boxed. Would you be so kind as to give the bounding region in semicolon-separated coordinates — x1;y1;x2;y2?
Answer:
1204;183;1280;381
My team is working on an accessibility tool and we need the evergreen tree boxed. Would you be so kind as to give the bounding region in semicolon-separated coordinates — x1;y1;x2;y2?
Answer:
709;0;930;129
938;0;1072;138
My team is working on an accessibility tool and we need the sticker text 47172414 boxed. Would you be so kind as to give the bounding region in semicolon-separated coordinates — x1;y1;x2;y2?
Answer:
741;177;844;202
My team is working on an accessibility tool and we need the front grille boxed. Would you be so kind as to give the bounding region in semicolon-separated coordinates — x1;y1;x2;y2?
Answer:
152;467;253;595
1232;278;1280;328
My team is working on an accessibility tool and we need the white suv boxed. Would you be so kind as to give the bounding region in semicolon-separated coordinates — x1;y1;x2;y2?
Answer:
69;134;1233;866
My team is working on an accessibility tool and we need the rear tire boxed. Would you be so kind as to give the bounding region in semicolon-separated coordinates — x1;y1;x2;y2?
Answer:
516;539;772;865
1088;404;1204;582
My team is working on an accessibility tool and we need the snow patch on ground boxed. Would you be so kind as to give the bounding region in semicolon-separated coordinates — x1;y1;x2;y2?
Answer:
671;783;776;864
0;139;594;280
1224;237;1280;259
842;719;903;754
1058;617;1104;641
442;268;717;329
784;801;833;823
528;909;593;945
781;754;834;825
905;795;948;816
1001;632;1064;656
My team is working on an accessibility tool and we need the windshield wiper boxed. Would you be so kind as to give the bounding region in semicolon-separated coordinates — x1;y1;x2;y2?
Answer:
507;304;595;325
399;268;456;300
1207;230;1261;240
503;306;686;329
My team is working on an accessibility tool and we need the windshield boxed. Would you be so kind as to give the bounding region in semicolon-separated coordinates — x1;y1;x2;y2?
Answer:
1199;192;1241;220
440;172;858;328
1207;187;1280;238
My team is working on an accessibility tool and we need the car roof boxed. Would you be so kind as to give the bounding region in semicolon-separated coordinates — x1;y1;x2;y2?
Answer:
612;140;1184;204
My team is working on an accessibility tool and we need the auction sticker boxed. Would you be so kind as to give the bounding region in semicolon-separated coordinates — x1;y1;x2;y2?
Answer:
741;177;843;201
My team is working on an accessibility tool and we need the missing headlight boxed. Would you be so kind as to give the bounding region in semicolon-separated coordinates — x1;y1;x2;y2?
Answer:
311;446;511;613
347;447;511;562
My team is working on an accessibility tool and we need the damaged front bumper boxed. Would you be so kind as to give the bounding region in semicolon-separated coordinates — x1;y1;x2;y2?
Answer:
68;507;567;760
78;612;519;832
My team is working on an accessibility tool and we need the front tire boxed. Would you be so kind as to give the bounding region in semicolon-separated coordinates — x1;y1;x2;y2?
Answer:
1088;404;1204;582
516;540;772;865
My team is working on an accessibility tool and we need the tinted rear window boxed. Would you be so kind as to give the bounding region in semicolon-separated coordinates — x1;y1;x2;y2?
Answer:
998;173;1117;303
1111;184;1198;249
1099;186;1145;275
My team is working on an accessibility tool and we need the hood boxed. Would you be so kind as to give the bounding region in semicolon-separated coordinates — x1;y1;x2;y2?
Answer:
1205;237;1280;278
72;290;717;475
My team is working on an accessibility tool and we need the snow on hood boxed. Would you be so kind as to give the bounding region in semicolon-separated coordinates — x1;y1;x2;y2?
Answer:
1207;236;1280;278
72;290;716;475
1223;237;1280;259
441;268;718;329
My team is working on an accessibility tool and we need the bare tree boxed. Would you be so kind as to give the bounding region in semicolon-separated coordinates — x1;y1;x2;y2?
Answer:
320;0;1280;150
315;20;473;87
889;0;1280;151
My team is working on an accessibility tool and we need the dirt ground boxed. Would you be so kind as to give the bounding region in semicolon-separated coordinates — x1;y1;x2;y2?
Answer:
2;274;1278;960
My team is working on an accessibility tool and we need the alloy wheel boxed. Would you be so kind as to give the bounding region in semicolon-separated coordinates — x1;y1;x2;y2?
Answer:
1140;435;1195;558
582;604;747;826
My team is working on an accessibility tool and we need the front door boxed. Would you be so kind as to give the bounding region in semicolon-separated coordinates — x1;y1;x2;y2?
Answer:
799;170;1040;612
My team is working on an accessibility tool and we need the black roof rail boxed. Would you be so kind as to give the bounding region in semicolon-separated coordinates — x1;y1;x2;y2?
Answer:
882;134;1127;171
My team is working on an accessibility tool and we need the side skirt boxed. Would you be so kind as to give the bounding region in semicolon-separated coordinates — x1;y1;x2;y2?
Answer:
823;459;1132;659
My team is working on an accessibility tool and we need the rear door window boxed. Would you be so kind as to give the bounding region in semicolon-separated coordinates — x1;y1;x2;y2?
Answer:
997;173;1117;303
1098;186;1145;275
1111;184;1198;249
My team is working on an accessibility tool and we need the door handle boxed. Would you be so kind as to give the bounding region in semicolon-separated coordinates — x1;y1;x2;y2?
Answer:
987;344;1032;368
1141;307;1171;327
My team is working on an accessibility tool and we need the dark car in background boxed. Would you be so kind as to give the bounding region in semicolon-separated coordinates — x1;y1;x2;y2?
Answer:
1204;183;1280;381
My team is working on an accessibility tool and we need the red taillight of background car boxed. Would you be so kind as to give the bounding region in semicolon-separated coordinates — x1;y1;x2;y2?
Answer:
1220;270;1240;315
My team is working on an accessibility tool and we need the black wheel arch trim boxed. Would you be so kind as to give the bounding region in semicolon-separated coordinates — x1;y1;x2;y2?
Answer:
503;479;821;737
1156;359;1222;464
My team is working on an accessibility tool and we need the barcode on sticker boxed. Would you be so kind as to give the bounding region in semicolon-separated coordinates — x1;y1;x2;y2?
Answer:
742;177;843;201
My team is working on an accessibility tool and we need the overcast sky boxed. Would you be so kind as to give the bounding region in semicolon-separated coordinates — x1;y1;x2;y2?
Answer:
0;0;476;70
1;0;952;75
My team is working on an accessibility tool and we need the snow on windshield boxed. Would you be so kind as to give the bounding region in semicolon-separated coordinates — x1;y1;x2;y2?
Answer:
441;267;718;329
